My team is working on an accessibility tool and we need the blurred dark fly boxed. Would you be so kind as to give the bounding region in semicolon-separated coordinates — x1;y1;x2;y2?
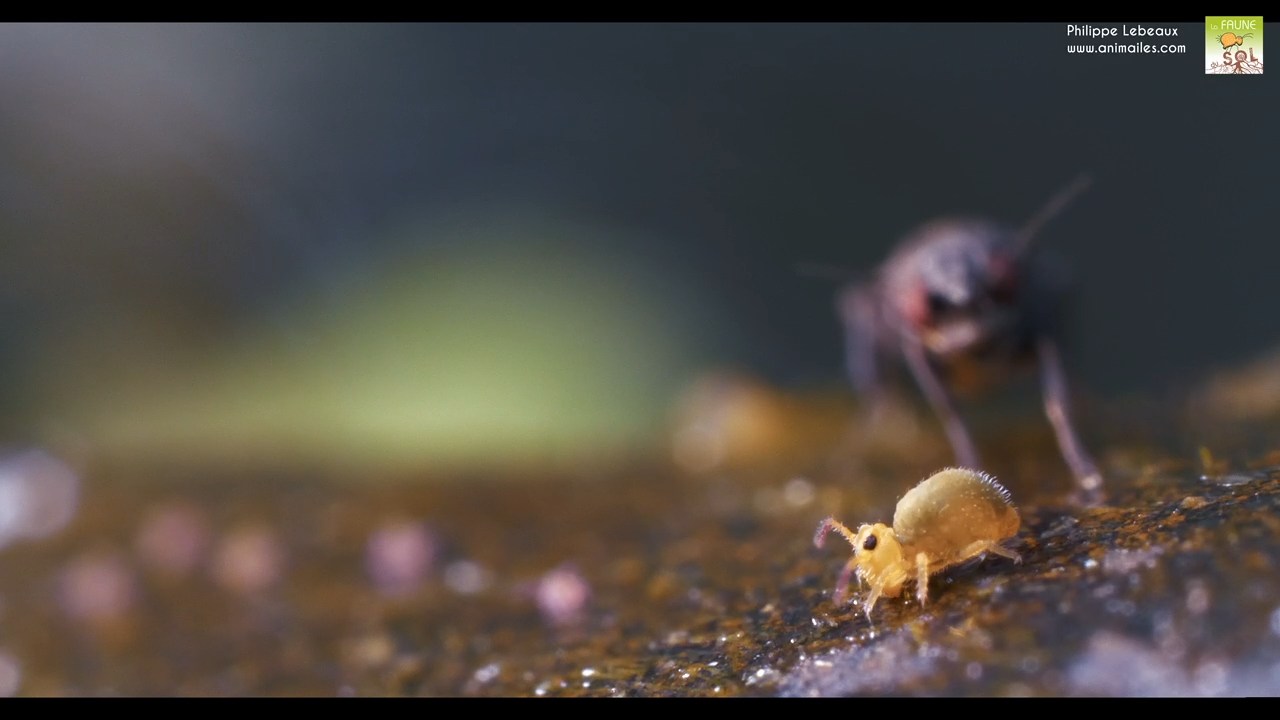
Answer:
837;175;1103;501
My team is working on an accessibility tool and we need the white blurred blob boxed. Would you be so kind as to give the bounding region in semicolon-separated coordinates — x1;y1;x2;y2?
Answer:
57;552;137;622
134;501;212;577
0;449;80;549
671;424;725;474
783;477;815;507
365;520;436;597
0;649;20;697
536;564;591;626
1193;660;1228;696
1068;632;1185;696
211;526;285;596
1185;579;1211;615
1152;610;1187;660
752;477;816;517
775;631;935;697
472;662;501;684
670;373;791;474
1101;547;1163;576
1066;632;1237;697
443;560;492;596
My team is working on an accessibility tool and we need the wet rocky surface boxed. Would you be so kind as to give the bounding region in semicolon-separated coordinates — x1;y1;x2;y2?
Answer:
2;385;1280;697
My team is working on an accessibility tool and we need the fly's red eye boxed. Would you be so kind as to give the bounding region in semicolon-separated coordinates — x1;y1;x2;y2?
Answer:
901;283;933;327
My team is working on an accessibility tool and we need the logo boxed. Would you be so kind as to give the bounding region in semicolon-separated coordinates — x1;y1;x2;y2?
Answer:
1206;17;1264;74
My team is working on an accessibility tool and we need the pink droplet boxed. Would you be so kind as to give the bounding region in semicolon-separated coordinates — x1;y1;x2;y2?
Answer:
211;526;285;596
536;564;591;626
135;501;211;577
365;520;436;597
58;551;137;622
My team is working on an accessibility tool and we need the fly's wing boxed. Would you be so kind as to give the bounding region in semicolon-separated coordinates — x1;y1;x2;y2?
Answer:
892;468;1019;558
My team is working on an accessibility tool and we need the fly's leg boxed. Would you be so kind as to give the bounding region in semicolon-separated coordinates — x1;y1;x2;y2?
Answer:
901;336;980;467
1037;336;1104;503
838;284;885;410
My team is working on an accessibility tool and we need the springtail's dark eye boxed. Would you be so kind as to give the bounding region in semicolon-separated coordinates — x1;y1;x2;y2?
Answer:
862;534;878;551
926;293;949;316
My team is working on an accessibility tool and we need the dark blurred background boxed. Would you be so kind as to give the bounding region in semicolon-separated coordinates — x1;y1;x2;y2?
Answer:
0;23;1273;470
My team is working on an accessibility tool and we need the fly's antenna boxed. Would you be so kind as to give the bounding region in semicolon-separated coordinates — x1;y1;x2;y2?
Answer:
1013;173;1093;252
793;261;859;282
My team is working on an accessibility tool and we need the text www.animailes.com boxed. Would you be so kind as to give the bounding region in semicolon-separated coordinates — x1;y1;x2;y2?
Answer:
1067;42;1186;54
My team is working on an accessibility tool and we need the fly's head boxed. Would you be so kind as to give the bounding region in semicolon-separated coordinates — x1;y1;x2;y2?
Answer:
883;221;1028;358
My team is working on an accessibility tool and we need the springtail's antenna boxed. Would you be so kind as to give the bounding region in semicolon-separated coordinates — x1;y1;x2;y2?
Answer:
1014;173;1093;252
